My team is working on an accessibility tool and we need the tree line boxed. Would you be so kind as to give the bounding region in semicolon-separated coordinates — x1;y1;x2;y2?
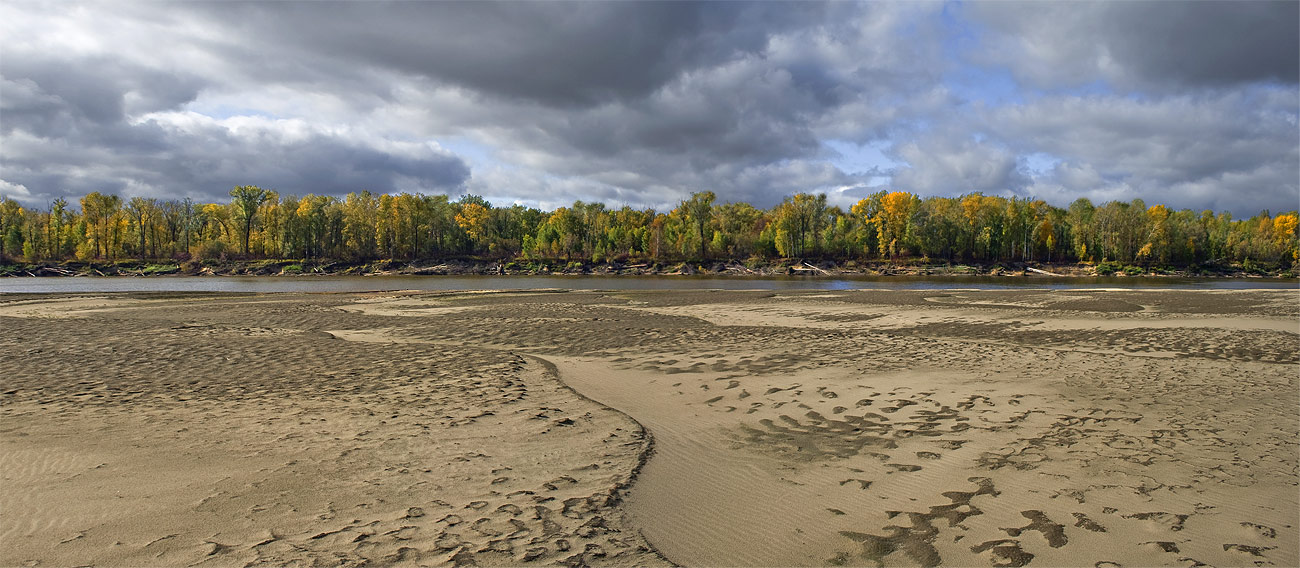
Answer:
1;186;1296;269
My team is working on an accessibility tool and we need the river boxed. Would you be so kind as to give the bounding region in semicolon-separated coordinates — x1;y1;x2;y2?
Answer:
0;275;1295;294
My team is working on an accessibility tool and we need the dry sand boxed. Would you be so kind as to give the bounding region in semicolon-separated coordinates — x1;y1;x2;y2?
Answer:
1;288;1296;567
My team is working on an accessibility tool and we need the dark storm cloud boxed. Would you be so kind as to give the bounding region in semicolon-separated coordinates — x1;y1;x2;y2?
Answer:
1;0;1295;217
186;1;827;107
0;62;471;205
392;1;945;202
1;55;205;138
968;1;1300;91
4;112;470;205
496;63;828;169
2;0;897;208
0;8;470;206
178;0;914;191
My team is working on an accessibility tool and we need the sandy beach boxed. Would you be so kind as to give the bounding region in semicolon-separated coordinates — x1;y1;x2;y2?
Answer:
2;288;1296;567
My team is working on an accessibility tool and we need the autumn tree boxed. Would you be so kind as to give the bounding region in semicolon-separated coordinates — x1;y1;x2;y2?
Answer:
341;191;379;259
851;192;885;259
80;192;122;259
769;193;828;258
20;207;44;261
126;197;159;260
199;202;232;254
877;191;918;260
1273;212;1299;266
456;202;491;250
713;202;764;258
230;185;271;257
1138;204;1172;265
3;184;1297;272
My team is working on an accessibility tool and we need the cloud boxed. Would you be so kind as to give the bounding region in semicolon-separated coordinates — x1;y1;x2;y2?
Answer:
873;85;1298;215
0;0;1294;218
0;180;33;200
180;2;830;108
887;130;1030;198
966;1;1300;91
0;2;471;207
377;2;946;205
0;56;205;139
976;90;1299;214
1;1;940;209
2;110;470;206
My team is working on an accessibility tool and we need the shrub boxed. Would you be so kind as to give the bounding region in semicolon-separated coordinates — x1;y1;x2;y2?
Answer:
142;263;179;275
1240;259;1270;275
194;240;228;261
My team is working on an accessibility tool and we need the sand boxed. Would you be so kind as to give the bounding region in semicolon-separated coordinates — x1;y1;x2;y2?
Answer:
1;288;1296;567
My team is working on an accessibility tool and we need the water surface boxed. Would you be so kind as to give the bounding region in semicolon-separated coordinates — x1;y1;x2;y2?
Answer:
1;275;1294;294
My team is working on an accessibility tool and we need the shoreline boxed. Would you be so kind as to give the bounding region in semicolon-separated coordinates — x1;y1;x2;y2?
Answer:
3;258;1296;280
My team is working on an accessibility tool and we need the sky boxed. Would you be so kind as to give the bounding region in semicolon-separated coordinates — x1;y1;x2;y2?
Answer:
1;0;1297;216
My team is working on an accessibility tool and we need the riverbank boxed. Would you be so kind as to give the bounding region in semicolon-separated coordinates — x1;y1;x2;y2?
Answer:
3;257;1294;279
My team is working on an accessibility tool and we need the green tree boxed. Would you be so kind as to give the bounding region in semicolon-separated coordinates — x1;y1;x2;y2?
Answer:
678;191;716;260
0;197;24;260
1066;198;1096;262
771;193;828;258
713;202;764;258
47;197;73;259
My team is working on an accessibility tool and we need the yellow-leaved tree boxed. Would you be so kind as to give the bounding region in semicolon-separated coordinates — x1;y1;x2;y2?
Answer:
456;202;490;246
1273;212;1299;266
878;191;918;260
